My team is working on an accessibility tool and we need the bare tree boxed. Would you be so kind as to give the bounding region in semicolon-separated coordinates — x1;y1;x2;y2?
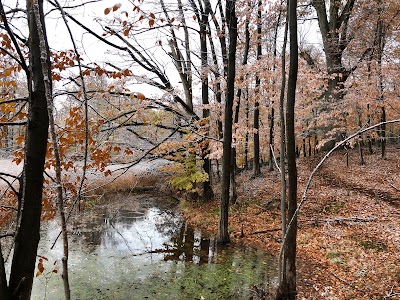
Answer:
218;0;237;244
276;0;298;298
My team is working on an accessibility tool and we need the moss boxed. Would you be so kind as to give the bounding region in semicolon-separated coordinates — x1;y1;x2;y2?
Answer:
358;238;387;252
322;200;345;214
352;235;387;252
326;250;343;265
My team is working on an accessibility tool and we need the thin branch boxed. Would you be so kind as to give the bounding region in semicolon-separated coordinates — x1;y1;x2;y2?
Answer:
269;144;281;173
0;96;27;106
0;46;23;66
0;172;19;179
0;2;29;73
0;233;14;238
278;119;400;275
252;228;281;235
0;175;19;196
0;122;27;126
0;206;17;212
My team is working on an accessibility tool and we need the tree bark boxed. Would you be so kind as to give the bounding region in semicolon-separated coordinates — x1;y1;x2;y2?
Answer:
376;0;386;159
33;0;71;298
279;8;289;240
196;0;214;201
312;0;355;102
9;1;50;299
253;0;263;177
276;0;298;298
218;0;237;244
0;241;10;300
230;2;251;203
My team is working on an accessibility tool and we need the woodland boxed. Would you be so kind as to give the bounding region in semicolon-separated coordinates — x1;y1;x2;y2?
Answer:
0;0;399;299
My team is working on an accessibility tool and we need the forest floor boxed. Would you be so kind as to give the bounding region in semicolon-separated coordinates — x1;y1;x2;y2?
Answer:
182;145;400;300
1;146;399;299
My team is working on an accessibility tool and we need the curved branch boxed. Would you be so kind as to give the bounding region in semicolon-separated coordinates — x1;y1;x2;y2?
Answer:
278;119;400;274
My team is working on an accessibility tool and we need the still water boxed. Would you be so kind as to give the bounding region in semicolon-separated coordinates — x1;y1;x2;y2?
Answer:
32;194;277;299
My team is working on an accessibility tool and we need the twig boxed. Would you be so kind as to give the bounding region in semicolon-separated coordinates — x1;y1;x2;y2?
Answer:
310;217;376;225
383;286;400;299
0;205;18;211
389;183;400;192
329;271;358;289
252;228;281;235
0;233;14;238
269;144;281;173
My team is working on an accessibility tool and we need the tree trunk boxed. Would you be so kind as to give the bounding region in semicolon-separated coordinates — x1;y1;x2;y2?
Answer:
357;110;364;165
231;3;250;202
253;0;262;177
0;242;10;300
268;105;275;171
381;106;386;159
160;0;193;110
218;0;237;245
276;0;298;298
33;0;71;297
9;1;50;299
279;12;289;239
376;0;386;160
312;0;355;102
193;0;214;201
366;104;373;154
245;89;250;169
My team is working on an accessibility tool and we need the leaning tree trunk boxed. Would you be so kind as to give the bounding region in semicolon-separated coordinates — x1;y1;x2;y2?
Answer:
276;0;298;298
218;0;237;245
9;1;50;299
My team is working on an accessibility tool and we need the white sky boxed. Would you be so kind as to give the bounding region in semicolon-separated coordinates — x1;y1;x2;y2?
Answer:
3;0;323;102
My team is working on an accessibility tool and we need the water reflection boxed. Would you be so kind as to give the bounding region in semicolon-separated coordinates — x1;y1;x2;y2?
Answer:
32;194;277;300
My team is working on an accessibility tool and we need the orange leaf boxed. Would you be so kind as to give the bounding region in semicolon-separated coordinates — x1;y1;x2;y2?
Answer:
192;15;197;20
16;135;24;145
104;7;111;15
150;12;155;19
38;262;45;273
136;92;146;100
112;3;121;12
170;17;175;23
149;19;155;27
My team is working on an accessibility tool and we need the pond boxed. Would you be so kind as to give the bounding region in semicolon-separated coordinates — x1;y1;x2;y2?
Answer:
31;193;278;300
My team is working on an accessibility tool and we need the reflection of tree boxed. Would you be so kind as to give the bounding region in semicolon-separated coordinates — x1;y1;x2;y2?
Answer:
67;195;183;254
164;222;213;265
153;210;181;237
